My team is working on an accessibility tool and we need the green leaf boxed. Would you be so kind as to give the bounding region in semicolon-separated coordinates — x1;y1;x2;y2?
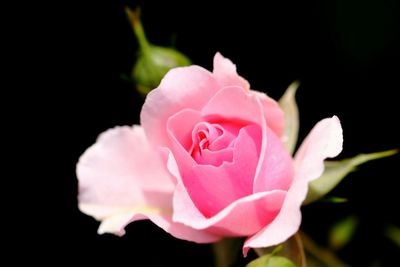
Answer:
279;81;300;155
246;255;296;267
329;215;358;250
304;150;398;205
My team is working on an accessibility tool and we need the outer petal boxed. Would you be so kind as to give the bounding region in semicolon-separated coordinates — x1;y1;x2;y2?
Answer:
77;126;219;242
243;116;343;254
78;126;174;203
294;116;343;181
141;66;219;148
213;52;250;90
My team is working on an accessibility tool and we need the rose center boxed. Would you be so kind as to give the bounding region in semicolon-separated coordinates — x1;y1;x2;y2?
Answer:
189;122;236;166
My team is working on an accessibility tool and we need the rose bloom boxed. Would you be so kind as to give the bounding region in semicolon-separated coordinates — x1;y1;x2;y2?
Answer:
77;53;342;253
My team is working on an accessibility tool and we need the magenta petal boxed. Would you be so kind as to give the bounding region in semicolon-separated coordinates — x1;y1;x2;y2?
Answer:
242;177;307;255
170;145;285;237
253;126;294;193
213;52;250;90
184;125;261;217
193;147;234;166
168;120;285;236
243;116;343;253
172;167;286;236
208;125;237;150
202;191;286;236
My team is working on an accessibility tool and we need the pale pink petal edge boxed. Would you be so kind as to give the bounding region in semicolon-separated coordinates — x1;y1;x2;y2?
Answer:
79;203;220;243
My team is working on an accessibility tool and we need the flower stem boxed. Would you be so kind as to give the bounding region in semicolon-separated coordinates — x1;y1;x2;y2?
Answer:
299;231;349;267
294;233;307;267
212;238;242;267
125;7;152;57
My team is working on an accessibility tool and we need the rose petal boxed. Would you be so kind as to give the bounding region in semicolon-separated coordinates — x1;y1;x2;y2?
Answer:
169;86;282;230
202;87;281;198
208;123;237;150
167;86;268;208
213;52;250;90
141;66;218;148
77;126;218;242
166;109;238;163
169;138;286;237
253;91;285;137
253;126;294;193
202;86;264;126
203;190;286;236
167;109;204;152
294;116;343;181
193;147;234;166
169;145;285;236
171;154;286;236
184;125;261;217
78;126;174;203
243;116;343;254
80;202;220;243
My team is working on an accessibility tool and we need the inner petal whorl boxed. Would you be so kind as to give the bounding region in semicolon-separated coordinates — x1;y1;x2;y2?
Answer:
190;122;235;166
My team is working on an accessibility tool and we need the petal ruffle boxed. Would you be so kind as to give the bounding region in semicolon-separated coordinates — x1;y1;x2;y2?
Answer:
294;116;343;181
213;52;250;90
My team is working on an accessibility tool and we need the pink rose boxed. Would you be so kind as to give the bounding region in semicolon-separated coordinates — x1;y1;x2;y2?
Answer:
77;53;343;253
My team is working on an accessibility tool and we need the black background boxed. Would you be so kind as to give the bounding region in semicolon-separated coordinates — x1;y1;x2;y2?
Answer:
39;0;400;266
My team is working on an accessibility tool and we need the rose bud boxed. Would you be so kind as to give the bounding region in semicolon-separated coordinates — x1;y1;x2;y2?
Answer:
125;7;191;95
